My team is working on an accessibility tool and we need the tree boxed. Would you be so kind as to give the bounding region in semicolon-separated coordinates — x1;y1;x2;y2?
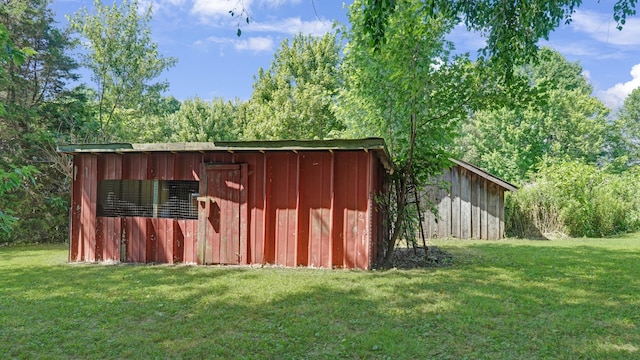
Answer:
360;0;637;75
0;22;38;237
167;97;244;142
1;0;79;157
244;32;343;140
0;166;39;236
457;48;610;184
130;97;245;143
338;0;479;263
612;87;640;168
68;0;176;141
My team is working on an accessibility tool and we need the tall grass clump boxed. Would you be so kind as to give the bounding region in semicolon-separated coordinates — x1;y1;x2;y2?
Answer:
507;160;640;238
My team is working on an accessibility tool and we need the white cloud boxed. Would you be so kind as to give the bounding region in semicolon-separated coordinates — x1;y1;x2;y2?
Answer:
194;36;274;53
598;63;640;110
235;36;274;52
261;0;302;6
192;0;252;18
247;17;332;36
545;41;625;60
571;10;640;46
140;0;186;14
191;0;302;19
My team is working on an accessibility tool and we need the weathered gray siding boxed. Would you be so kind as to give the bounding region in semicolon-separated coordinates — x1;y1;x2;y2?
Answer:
423;162;514;240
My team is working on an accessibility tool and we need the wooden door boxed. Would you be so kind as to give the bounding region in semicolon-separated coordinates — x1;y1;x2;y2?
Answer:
198;164;245;265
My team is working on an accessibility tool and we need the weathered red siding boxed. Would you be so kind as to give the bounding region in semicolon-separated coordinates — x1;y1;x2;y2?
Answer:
67;147;387;269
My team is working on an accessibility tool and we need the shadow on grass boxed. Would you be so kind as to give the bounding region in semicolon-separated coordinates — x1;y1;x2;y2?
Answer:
1;243;639;359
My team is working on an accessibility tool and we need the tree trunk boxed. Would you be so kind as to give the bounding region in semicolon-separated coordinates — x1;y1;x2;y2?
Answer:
413;172;429;258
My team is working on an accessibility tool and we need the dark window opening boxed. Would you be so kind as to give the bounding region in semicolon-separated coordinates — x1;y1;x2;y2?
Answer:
98;180;199;220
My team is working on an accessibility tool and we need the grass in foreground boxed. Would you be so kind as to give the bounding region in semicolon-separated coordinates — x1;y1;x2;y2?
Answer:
1;237;639;359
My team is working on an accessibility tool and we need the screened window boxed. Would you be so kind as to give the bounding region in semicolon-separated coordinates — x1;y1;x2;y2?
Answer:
98;180;199;220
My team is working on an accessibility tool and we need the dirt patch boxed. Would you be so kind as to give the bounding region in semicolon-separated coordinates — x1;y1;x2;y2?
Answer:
380;246;454;269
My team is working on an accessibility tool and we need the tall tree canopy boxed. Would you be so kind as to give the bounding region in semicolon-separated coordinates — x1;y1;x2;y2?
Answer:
132;97;245;143
244;32;343;140
1;0;76;152
457;48;611;184
68;0;176;141
361;0;637;73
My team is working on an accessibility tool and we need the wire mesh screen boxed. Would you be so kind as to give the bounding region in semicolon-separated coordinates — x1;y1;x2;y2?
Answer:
159;180;199;219
98;180;199;220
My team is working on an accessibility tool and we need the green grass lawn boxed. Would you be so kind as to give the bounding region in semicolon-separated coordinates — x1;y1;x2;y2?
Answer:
1;237;639;359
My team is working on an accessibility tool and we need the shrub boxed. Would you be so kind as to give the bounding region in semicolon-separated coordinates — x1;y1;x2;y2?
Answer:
506;161;640;238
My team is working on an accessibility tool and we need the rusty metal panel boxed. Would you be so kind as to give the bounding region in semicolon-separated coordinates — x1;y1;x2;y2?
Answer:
368;152;380;267
356;151;371;269
120;154;149;262
202;152;234;164
334;151;371;269
76;154;98;262
223;165;242;264
123;154;148;180
124;217;147;262
199;152;256;264
174;153;201;180
239;163;249;264
235;153;266;264
146;217;156;262
110;217;123;261
198;164;242;265
149;153;174;181
95;217;122;262
299;152;333;268
171;153;200;262
97;154;123;261
70;156;82;261
197;170;207;264
177;219;198;263
266;152;298;267
331;154;346;268
149;218;174;263
95;217;103;261
152;154;175;263
87;155;98;262
174;220;184;263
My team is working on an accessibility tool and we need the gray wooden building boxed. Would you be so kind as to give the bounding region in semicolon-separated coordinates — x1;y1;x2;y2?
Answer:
422;159;517;239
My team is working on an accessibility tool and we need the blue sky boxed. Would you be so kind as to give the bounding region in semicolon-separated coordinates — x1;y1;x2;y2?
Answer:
51;0;640;111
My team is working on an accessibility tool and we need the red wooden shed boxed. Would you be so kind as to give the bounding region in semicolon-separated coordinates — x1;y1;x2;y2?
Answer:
58;139;391;269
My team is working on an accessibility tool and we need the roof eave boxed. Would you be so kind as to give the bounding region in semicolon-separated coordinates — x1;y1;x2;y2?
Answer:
449;159;518;192
56;138;395;173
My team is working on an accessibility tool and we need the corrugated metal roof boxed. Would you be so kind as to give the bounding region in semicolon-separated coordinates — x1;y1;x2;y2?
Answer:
450;159;518;192
57;138;394;173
